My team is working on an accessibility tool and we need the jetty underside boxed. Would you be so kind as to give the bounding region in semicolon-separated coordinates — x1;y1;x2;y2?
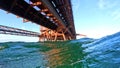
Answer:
0;0;76;41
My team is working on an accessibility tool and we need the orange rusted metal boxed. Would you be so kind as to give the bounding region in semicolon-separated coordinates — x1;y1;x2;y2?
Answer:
0;0;76;41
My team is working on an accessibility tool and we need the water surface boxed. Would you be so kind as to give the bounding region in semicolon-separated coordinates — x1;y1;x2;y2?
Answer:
0;32;120;68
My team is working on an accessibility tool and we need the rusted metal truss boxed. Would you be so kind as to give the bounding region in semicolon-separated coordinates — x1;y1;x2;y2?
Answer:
39;26;72;41
0;25;40;37
39;0;76;39
0;0;57;30
0;0;76;41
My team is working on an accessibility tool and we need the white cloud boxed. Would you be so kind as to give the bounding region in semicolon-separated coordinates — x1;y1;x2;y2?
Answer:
113;14;120;21
98;0;117;9
111;10;120;17
98;0;120;21
111;9;120;21
98;0;106;9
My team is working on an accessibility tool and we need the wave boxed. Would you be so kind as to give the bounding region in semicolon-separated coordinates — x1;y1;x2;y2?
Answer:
82;31;120;68
0;32;120;68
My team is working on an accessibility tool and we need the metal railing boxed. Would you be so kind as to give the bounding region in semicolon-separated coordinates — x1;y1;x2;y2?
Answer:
0;25;40;37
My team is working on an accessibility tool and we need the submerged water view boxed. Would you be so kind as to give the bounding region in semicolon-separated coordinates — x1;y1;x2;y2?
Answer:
0;32;120;68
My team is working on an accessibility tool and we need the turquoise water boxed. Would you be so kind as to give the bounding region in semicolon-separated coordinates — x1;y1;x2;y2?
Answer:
0;32;120;68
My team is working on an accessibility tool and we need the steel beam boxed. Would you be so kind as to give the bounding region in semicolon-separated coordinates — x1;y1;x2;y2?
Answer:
0;0;57;30
0;0;76;40
40;0;66;27
0;25;40;37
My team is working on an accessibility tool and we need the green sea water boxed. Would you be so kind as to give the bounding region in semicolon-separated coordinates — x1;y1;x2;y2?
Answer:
0;32;120;68
0;41;87;68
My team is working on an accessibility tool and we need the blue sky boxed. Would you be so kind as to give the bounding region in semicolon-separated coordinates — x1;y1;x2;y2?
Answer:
0;0;120;42
72;0;120;38
0;10;40;42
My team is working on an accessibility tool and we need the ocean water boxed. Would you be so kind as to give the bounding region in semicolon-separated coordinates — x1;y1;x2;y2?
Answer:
0;32;120;68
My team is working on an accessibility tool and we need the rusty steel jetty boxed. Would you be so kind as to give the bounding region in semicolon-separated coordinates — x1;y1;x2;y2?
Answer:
0;0;77;41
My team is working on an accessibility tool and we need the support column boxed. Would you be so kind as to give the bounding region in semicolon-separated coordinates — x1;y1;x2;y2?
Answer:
54;32;58;41
69;36;71;40
62;31;66;41
39;36;41;42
